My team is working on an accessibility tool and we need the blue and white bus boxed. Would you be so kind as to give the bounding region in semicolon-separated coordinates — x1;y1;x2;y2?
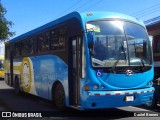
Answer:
5;12;154;110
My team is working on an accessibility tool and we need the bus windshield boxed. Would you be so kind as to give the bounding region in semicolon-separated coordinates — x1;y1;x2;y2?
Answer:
0;60;4;70
86;20;152;68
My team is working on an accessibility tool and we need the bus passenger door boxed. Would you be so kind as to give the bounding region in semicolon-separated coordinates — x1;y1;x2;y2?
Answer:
68;36;81;106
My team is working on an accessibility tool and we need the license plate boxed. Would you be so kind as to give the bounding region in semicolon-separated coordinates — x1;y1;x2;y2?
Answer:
125;96;134;102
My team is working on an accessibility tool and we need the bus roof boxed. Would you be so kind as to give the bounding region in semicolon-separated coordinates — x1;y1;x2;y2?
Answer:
8;11;145;43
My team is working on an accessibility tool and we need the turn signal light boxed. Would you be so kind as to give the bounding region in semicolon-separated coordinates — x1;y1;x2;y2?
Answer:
84;86;90;91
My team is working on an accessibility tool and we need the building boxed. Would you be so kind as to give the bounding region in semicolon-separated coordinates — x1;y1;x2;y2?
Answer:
145;16;160;79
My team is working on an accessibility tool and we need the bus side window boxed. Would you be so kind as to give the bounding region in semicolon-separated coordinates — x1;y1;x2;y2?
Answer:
14;42;21;57
28;38;35;55
50;29;59;50
21;40;28;56
50;26;66;50
44;31;50;51
38;34;44;53
38;33;50;53
59;27;66;49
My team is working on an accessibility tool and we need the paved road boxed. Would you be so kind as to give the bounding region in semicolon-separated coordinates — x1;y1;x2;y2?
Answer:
0;80;159;120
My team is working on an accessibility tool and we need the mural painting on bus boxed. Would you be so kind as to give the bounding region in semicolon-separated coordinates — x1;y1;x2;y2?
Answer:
20;57;37;95
20;55;68;99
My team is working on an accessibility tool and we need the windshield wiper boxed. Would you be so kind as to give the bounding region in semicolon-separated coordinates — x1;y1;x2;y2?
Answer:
110;60;119;73
140;58;145;71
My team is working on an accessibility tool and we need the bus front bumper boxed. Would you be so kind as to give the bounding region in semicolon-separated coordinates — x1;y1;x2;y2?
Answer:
84;87;154;109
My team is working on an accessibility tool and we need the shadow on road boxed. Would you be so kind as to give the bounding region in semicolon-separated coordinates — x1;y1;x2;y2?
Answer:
0;80;156;119
0;88;135;119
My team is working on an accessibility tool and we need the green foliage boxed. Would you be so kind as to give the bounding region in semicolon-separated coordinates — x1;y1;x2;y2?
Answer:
0;2;14;41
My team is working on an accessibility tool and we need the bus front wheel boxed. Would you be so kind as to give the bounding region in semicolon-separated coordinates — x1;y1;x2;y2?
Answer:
145;94;157;109
53;83;66;110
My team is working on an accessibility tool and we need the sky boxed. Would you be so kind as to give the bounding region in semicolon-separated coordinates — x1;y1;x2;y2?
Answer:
1;0;160;38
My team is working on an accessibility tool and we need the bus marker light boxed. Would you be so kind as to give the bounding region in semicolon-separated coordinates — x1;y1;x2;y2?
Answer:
93;85;99;90
100;85;105;89
105;94;111;96
115;93;120;96
95;94;100;96
125;92;129;95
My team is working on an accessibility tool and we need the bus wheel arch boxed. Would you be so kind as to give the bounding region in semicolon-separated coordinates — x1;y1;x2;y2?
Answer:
52;81;66;110
145;93;158;109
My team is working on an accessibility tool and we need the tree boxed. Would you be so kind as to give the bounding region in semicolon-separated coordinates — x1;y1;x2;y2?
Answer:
0;1;14;42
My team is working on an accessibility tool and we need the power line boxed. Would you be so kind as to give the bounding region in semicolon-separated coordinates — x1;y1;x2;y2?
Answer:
131;3;160;16
81;0;103;12
136;8;160;18
133;7;160;18
54;0;81;19
74;0;91;11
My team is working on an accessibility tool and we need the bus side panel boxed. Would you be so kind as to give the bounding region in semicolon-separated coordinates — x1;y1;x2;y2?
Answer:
13;57;36;95
30;55;68;100
13;55;68;103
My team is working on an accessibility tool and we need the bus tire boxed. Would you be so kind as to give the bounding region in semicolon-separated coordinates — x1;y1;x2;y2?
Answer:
145;94;157;109
53;82;66;110
14;77;21;95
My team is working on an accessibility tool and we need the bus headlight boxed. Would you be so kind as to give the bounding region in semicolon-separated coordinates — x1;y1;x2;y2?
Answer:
93;85;99;90
100;85;105;89
147;81;153;87
84;84;105;90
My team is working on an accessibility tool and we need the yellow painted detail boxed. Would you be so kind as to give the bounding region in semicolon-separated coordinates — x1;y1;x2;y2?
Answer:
13;66;21;71
0;71;4;77
20;57;32;93
0;56;4;78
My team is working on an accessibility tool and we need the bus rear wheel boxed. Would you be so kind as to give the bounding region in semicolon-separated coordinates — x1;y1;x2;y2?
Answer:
53;83;66;110
14;77;21;95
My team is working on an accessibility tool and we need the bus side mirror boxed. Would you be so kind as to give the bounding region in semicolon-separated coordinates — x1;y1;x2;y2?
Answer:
87;32;94;49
